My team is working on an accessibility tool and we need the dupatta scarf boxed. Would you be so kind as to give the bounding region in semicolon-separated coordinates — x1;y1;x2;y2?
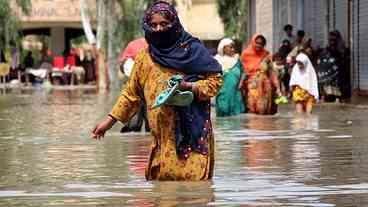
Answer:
241;34;270;79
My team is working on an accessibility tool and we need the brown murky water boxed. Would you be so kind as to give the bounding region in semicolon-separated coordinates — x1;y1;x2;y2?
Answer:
0;88;366;206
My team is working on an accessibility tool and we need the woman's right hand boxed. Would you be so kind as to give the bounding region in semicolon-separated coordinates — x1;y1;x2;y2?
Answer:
91;116;117;140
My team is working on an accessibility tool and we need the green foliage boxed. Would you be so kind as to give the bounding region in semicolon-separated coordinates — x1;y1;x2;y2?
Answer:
115;0;155;47
0;0;31;49
15;0;32;15
216;0;248;42
71;36;88;47
20;48;42;67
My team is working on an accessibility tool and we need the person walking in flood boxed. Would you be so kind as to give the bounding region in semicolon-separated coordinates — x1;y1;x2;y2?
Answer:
240;34;281;115
214;38;245;116
118;37;150;133
289;53;319;114
317;30;350;103
91;1;223;181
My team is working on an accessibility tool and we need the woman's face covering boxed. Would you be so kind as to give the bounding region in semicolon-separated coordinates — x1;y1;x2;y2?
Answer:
149;13;171;32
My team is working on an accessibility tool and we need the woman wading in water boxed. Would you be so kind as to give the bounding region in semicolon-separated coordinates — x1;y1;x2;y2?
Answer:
91;1;223;181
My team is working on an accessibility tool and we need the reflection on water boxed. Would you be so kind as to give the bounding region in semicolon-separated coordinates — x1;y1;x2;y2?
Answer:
0;89;367;206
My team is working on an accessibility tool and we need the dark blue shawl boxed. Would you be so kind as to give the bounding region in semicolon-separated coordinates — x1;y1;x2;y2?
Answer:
142;1;221;74
174;75;212;159
143;1;221;159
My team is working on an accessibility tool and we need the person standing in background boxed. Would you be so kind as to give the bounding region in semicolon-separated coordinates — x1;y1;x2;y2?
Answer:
118;37;150;133
214;38;245;117
24;51;34;69
317;30;351;103
282;24;296;45
118;37;148;78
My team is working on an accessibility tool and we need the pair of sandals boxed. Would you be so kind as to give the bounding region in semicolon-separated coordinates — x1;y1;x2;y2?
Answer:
152;75;194;109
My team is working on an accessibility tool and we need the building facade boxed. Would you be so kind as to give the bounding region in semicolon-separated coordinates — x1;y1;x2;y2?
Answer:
17;0;97;55
17;0;223;56
174;0;224;49
176;0;224;41
352;0;368;92
248;0;368;93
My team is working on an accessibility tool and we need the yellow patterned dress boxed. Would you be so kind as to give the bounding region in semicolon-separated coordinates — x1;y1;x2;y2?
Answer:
292;85;316;107
110;50;223;181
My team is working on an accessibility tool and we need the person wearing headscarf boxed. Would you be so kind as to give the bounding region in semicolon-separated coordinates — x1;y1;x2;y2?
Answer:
214;38;245;116
290;53;319;114
91;1;223;181
317;30;350;102
118;37;148;77
241;34;281;115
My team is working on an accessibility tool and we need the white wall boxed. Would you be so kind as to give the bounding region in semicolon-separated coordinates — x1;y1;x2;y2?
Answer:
248;0;336;51
250;0;274;51
303;0;328;48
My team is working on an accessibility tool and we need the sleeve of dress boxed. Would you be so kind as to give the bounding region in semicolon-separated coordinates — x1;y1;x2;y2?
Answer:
109;51;146;123
193;73;223;101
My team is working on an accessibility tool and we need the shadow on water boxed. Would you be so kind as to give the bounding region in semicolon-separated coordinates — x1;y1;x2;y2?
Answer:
0;89;367;206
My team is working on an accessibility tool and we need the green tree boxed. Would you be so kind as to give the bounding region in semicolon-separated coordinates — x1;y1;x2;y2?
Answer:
0;0;32;49
216;0;248;42
80;0;155;89
115;0;155;47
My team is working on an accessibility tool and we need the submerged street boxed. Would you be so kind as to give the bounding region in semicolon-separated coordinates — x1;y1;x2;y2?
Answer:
0;88;366;206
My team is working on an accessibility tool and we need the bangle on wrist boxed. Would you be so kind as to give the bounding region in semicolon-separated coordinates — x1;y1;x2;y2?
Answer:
108;114;117;123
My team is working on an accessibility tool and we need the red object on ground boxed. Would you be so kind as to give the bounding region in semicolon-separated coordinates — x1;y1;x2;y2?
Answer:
118;37;148;62
53;56;65;70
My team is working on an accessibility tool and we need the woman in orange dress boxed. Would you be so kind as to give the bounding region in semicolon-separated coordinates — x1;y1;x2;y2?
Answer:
91;1;223;181
241;34;281;115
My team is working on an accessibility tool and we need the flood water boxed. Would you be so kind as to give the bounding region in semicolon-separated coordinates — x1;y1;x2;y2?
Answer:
0;88;367;206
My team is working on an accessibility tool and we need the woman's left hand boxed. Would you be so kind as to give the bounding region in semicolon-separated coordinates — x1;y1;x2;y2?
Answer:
179;81;194;91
